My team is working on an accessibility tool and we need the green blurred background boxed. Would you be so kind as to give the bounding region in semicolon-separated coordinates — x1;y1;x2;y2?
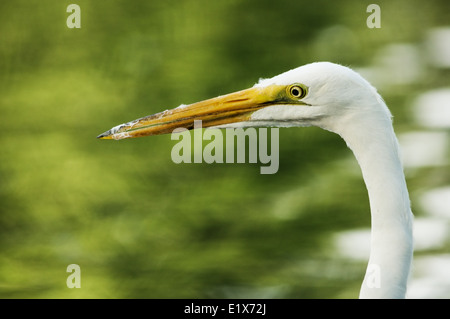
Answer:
1;0;449;298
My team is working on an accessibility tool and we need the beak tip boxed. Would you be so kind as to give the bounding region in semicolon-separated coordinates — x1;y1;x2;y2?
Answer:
97;130;112;140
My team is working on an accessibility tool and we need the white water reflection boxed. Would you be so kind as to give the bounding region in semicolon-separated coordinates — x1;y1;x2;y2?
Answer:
407;255;450;299
399;131;449;169
413;89;450;129
419;187;450;219
426;27;450;68
356;43;423;89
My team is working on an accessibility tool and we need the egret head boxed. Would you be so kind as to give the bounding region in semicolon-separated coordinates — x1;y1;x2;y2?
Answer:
98;62;391;140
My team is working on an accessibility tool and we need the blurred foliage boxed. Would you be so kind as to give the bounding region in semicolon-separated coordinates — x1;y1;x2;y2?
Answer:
0;0;449;298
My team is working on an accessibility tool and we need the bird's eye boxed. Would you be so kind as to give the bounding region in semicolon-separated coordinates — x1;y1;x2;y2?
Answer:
288;84;307;99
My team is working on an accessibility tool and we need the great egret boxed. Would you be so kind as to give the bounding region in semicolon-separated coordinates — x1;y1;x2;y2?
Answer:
98;62;413;298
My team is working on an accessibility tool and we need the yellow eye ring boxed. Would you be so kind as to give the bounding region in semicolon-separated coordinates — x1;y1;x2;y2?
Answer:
288;84;307;99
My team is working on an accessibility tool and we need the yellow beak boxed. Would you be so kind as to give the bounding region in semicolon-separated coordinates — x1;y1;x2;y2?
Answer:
97;84;303;140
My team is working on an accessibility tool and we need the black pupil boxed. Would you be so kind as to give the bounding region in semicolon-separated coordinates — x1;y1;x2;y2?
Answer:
291;87;301;97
